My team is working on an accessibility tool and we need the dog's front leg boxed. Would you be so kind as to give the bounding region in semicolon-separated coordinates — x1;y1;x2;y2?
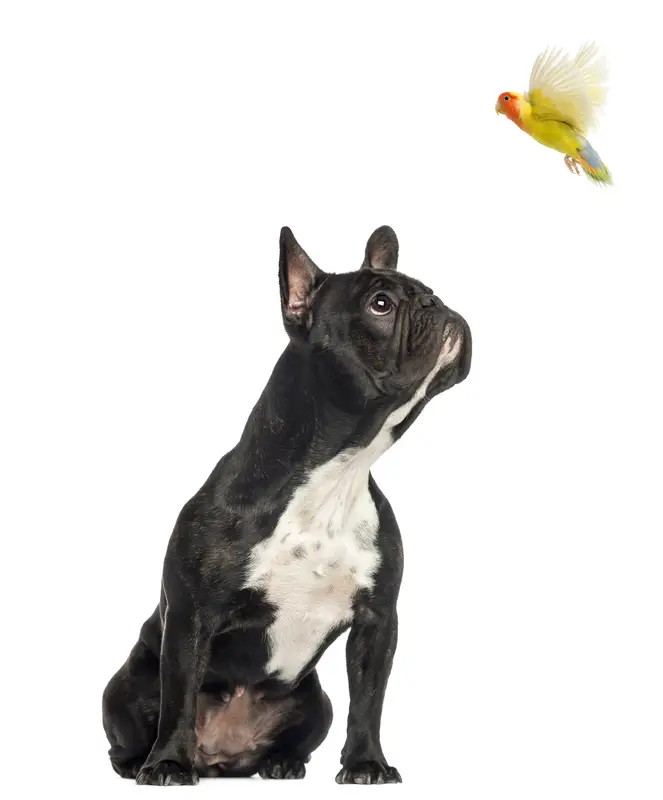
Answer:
136;599;211;786
336;604;402;785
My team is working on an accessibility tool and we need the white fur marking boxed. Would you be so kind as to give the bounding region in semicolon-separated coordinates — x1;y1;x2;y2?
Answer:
244;332;462;682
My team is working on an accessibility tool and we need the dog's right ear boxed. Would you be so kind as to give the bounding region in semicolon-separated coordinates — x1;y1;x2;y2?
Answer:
362;225;399;271
279;227;326;335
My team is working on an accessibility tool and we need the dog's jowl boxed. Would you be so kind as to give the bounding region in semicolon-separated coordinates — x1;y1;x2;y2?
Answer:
102;225;472;785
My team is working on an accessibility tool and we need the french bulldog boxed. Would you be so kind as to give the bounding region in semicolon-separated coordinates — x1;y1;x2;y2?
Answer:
102;225;471;785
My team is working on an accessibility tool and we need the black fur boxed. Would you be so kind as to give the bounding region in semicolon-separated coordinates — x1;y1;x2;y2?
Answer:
102;225;471;785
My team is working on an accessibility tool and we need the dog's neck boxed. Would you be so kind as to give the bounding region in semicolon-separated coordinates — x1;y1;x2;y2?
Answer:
218;345;399;507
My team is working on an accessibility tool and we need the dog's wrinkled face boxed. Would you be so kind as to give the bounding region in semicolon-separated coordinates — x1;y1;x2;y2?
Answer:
279;225;471;406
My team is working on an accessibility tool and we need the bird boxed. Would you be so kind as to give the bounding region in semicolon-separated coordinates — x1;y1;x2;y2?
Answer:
495;43;611;185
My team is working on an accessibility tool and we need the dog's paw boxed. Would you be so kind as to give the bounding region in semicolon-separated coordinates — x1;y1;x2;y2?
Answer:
136;760;199;786
258;755;307;780
335;761;402;785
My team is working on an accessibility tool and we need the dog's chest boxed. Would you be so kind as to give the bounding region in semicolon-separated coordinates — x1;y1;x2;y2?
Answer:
244;454;381;683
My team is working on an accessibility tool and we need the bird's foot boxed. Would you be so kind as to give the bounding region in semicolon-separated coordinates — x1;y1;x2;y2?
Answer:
564;155;581;176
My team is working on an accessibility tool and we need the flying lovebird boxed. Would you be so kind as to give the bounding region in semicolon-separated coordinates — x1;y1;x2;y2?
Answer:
495;43;611;184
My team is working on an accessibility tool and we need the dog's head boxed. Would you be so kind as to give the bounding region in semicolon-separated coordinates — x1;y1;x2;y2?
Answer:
279;225;471;413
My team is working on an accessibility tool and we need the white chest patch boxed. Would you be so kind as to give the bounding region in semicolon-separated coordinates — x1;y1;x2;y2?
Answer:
243;333;462;683
243;448;380;683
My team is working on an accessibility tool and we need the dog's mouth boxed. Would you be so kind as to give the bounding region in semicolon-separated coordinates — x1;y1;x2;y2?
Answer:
442;319;462;355
440;315;471;384
401;318;466;395
384;315;470;439
432;319;465;377
417;315;471;401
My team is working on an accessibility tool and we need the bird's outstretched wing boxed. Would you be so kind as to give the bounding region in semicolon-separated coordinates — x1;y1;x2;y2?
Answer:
526;42;608;133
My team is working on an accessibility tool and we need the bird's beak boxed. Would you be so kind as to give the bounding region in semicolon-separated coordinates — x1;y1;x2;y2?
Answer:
495;101;502;115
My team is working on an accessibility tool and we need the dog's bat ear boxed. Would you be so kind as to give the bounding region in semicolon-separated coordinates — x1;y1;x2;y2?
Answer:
279;227;326;332
362;226;399;271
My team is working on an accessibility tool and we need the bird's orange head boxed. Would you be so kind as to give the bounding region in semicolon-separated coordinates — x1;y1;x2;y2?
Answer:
495;92;523;125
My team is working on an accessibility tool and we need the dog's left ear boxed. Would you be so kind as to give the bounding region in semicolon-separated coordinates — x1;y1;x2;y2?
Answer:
279;227;326;333
361;225;399;271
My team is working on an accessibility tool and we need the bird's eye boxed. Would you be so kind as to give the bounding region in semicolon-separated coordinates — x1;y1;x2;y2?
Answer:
504;94;510;101
369;293;394;316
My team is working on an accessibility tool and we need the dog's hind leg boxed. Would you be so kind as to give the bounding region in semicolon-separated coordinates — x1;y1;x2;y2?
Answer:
257;669;333;780
102;612;161;778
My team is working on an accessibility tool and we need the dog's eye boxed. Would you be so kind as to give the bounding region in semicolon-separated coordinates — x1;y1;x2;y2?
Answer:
369;293;394;316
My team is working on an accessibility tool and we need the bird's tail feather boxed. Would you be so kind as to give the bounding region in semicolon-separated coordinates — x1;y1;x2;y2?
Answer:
577;139;612;185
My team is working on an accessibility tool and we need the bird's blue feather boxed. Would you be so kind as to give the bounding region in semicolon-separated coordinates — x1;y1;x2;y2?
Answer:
578;139;602;169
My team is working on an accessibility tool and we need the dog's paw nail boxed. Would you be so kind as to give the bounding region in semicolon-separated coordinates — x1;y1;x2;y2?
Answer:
259;756;306;780
335;762;402;785
136;761;198;786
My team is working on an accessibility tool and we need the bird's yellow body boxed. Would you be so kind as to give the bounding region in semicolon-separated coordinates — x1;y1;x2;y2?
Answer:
516;101;581;154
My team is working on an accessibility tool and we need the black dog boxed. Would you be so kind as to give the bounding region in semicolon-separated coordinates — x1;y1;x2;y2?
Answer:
102;225;471;785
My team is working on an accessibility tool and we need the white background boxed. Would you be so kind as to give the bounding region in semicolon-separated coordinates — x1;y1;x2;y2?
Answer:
2;1;662;798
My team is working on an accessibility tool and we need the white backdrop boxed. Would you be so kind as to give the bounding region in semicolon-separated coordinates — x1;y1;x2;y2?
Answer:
2;1;661;798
